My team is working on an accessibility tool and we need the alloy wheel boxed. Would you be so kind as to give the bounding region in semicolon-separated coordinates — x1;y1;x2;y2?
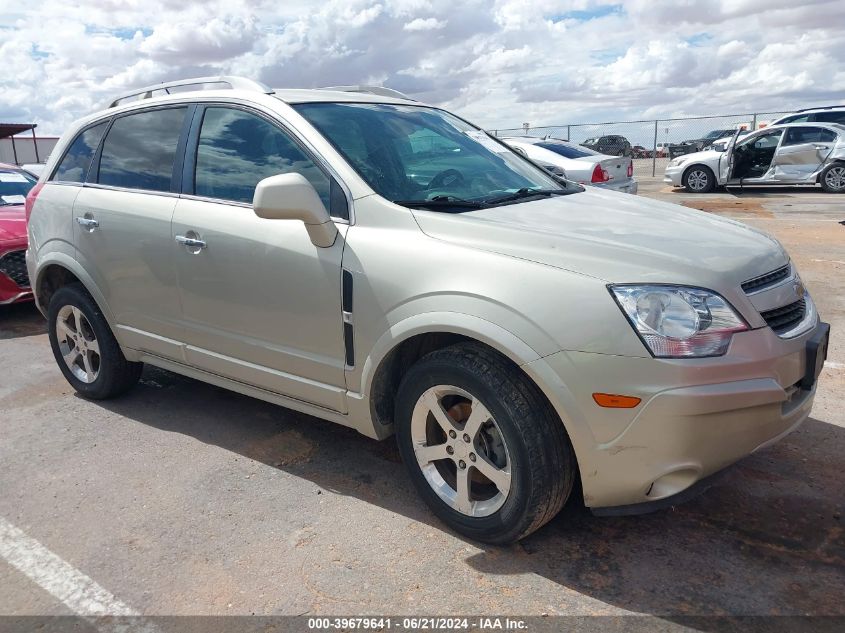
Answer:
824;166;845;191
687;169;709;191
410;385;511;517
55;305;100;383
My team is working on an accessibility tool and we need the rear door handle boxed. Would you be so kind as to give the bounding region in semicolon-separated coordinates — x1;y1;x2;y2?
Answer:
76;217;99;230
175;235;207;249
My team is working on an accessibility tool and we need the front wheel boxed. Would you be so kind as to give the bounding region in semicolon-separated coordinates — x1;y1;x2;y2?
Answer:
683;165;716;193
395;343;577;544
820;163;845;193
47;283;142;399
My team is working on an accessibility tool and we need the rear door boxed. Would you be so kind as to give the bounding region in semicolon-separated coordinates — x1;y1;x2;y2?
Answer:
73;106;191;359
772;126;836;182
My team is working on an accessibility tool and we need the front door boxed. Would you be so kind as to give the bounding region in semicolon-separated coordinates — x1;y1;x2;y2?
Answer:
771;126;836;182
727;129;784;183
172;105;348;411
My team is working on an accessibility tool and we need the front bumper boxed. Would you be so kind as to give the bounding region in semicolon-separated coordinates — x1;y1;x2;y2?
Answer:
663;166;684;187
526;319;826;511
0;243;32;304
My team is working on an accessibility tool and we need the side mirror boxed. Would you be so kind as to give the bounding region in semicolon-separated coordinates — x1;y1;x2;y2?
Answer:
253;173;338;248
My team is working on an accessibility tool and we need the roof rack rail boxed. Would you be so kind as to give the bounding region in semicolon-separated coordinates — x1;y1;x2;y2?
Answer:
319;85;416;101
795;104;845;113
108;76;273;108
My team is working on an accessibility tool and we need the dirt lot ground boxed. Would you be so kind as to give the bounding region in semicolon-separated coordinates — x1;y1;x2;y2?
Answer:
1;179;843;627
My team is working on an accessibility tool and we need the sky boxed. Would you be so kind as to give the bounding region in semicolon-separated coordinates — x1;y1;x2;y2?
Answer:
1;0;844;138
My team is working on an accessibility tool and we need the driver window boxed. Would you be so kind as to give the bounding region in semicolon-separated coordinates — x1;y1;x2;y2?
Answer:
746;131;783;149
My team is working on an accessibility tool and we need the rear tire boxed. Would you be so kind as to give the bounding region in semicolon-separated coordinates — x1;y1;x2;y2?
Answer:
820;163;845;193
683;165;716;193
47;283;142;399
394;342;577;544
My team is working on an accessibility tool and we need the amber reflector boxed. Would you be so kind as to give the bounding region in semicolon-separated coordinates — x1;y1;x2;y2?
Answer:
592;393;641;408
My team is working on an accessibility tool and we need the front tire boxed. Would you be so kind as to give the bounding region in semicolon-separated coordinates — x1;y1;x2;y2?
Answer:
820;163;845;193
683;165;716;193
395;342;577;544
48;283;142;399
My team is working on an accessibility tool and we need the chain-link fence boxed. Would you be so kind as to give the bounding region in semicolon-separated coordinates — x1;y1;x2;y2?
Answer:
490;111;794;178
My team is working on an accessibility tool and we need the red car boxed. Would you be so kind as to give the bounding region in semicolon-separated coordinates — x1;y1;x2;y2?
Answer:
0;162;37;304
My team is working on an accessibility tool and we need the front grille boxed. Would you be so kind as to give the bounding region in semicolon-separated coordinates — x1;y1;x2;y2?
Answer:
741;265;790;294
760;298;806;334
0;250;29;288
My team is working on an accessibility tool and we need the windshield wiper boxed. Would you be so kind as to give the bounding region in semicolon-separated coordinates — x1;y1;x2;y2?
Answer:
392;195;489;211
484;188;572;206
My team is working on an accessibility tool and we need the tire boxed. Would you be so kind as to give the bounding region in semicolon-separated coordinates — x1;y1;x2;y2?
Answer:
819;163;845;193
394;342;577;544
683;165;716;193
47;283;142;399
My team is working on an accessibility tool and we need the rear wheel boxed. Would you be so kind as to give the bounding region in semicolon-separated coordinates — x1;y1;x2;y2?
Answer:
820;163;845;193
395;342;577;544
48;283;142;399
683;165;716;193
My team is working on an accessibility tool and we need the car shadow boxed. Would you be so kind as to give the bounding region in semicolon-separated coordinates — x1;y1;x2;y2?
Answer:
90;365;845;623
0;302;46;339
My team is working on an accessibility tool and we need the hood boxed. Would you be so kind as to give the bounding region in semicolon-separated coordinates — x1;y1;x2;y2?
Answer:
0;204;27;244
674;149;723;163
412;187;787;289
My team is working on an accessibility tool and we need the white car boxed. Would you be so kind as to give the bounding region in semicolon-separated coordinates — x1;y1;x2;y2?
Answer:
502;136;638;194
771;106;845;126
664;123;845;193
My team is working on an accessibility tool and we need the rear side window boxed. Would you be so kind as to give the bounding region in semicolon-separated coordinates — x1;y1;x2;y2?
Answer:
98;108;187;192
52;122;108;183
783;127;837;146
193;107;331;209
536;141;594;159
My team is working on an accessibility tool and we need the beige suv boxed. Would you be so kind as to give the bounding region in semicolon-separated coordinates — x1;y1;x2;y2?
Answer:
26;76;829;543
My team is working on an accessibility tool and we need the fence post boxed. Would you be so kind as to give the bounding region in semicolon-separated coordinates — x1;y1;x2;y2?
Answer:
567;125;571;142
751;113;757;130
652;119;658;177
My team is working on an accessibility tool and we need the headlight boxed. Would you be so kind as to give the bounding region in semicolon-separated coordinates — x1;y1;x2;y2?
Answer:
668;157;687;168
610;285;748;357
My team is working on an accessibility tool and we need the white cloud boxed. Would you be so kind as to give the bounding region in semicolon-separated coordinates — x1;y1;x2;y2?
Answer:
1;0;843;137
403;17;446;31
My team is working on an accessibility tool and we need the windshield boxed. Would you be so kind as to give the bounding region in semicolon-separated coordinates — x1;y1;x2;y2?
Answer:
0;170;36;206
582;138;598;144
704;130;732;140
536;141;596;159
293;103;565;206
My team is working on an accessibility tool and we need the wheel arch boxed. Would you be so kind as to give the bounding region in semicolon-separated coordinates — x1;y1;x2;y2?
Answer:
34;253;114;325
358;313;543;434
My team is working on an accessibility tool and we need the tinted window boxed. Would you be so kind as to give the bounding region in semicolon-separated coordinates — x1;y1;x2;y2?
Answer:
814;111;845;124
536;141;595;159
52;122;108;183
194;107;331;209
98;108;186;192
783;127;838;146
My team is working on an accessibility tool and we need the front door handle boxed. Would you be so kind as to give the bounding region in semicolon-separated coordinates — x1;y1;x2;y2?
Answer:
175;234;207;249
76;217;99;231
814;145;830;150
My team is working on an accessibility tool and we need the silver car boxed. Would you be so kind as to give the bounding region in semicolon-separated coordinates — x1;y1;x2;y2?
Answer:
27;76;829;543
501;136;638;194
664;122;845;193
